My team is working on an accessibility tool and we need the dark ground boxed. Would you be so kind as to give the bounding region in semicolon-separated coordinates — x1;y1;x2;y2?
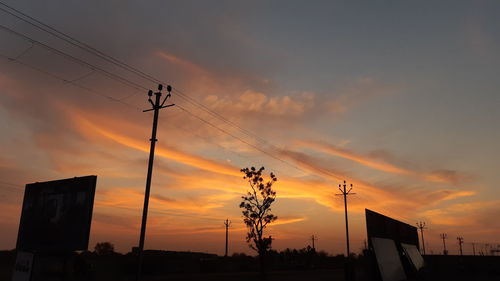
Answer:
2;250;500;281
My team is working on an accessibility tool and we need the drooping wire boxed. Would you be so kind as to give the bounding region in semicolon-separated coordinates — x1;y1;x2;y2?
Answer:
175;104;310;175
0;1;280;155
0;11;330;177
0;24;147;91
0;53;142;111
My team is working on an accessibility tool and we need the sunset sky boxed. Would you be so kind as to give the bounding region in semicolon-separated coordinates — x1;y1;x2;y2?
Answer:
1;1;499;256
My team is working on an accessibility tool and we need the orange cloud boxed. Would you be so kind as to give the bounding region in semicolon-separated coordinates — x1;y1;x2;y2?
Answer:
271;216;306;226
205;90;315;117
297;140;412;176
296;140;468;185
68;111;240;177
96;188;228;213
419;200;500;228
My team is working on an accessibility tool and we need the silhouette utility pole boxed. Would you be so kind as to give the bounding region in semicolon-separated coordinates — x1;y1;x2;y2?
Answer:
336;180;355;281
336;180;356;257
440;233;448;255
457;237;464;256
224;219;231;257
136;84;174;281
416;222;426;255
472;242;476;256
311;235;317;250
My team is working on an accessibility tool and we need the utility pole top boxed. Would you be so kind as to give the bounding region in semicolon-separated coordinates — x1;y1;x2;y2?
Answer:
336;180;356;196
143;84;174;112
416;221;426;229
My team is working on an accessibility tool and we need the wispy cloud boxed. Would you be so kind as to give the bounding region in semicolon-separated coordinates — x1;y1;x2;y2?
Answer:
157;51;207;74
296;139;470;185
325;77;397;114
205;90;315;117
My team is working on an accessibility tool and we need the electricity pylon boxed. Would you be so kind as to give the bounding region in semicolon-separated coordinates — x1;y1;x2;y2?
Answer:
136;84;174;281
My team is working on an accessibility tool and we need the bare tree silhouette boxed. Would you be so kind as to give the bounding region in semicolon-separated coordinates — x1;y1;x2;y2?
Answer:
239;166;278;279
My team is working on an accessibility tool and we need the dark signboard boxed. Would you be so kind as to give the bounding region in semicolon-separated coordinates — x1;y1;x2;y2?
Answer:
365;209;419;249
16;176;97;252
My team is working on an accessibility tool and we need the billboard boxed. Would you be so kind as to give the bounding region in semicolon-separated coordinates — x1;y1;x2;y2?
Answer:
365;209;419;249
16;176;97;252
11;251;34;281
371;237;406;281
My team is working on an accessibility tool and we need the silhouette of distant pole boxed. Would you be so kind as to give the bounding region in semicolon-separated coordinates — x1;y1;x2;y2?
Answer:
336;180;355;281
416;222;426;255
457;237;464;256
472;243;476;256
136;84;174;281
440;233;448;255
224;219;231;257
311;235;317;250
336;180;355;257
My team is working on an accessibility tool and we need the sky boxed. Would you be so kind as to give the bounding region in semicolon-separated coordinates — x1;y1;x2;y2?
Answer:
0;0;499;256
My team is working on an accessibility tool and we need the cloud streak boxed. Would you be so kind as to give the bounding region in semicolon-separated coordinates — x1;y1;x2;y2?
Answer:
296;139;469;185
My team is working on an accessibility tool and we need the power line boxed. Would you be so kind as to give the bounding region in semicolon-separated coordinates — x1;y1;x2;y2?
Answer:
0;1;268;144
0;2;288;165
0;23;147;91
0;23;307;175
0;8;335;179
175;104;309;174
0;53;142;111
162;114;251;162
0;1;163;88
172;88;272;147
2;44;304;177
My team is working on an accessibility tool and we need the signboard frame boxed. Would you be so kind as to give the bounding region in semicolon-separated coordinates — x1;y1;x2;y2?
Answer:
16;175;97;252
365;209;419;249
